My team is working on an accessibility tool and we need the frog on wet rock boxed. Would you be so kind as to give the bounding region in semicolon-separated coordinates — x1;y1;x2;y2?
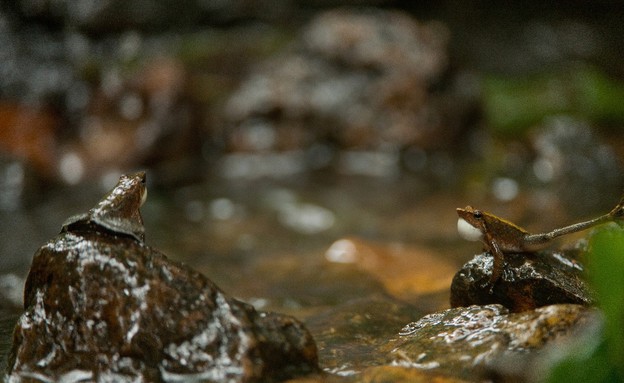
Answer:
457;196;624;290
10;171;318;382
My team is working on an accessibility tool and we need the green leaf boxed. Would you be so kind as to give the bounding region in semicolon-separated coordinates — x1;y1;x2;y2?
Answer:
543;225;624;383
587;226;624;375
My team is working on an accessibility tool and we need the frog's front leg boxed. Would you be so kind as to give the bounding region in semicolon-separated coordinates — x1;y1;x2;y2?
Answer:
482;229;504;294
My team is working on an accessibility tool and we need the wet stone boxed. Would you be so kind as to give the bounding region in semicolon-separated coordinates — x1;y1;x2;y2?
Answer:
382;304;597;380
450;250;593;312
222;8;472;161
7;173;318;382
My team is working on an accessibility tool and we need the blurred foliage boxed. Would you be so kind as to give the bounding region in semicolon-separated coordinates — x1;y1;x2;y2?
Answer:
483;65;624;136
544;224;624;383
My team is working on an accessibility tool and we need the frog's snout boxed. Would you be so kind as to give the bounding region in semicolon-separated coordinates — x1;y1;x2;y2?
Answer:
457;217;483;242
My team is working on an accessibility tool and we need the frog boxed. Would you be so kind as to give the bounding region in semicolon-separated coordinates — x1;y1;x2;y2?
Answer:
457;196;624;291
61;171;147;242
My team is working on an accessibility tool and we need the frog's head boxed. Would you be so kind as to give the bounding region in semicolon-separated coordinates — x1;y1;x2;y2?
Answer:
63;171;148;241
456;206;485;242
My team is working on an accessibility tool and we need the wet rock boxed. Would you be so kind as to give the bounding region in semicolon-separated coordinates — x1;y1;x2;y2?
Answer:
382;304;597;380
450;250;593;312
7;172;318;382
222;9;475;176
305;295;424;376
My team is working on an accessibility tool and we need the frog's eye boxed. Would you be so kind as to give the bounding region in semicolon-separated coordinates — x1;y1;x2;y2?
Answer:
473;210;483;219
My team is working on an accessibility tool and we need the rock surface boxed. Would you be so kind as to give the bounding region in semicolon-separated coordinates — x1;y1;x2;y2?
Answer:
220;8;476;179
296;302;596;382
382;304;597;380
7;174;318;382
224;9;451;152
450;250;593;312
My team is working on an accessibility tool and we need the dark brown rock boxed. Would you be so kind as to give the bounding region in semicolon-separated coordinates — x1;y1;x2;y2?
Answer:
7;173;318;382
450;250;594;312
